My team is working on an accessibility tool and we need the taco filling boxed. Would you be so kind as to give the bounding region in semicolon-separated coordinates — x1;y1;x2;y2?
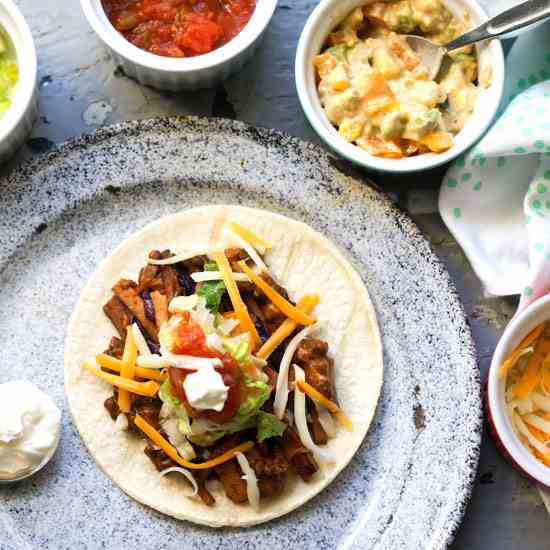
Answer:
80;221;352;510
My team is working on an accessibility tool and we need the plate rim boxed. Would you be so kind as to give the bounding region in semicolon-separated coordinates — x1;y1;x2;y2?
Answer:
0;116;482;549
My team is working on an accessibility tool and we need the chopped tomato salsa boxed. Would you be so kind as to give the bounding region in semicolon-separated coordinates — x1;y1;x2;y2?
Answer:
167;312;218;357
101;0;257;58
169;355;243;423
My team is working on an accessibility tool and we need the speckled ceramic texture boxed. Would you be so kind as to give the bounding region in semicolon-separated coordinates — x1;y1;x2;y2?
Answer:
0;117;481;550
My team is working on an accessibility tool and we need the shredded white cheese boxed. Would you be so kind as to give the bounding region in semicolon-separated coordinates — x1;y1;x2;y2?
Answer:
235;451;260;511
147;251;209;266
136;355;170;369
273;323;320;419
191;271;249;283
206;333;225;353
231;233;269;274
161;350;222;371
132;323;151;356
217;316;240;336
514;412;550;456
315;403;337;438
169;294;199;313
250;355;267;369
524;414;550;437
532;392;550;414
160;416;197;460
115;413;129;432
159;467;199;497
293;364;334;464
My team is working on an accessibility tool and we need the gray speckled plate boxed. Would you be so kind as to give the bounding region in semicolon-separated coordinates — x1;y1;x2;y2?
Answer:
0;117;480;550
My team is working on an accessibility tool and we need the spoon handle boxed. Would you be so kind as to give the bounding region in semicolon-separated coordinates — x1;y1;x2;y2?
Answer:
445;0;550;51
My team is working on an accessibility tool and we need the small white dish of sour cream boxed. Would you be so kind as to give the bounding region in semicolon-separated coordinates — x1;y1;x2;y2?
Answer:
0;380;61;483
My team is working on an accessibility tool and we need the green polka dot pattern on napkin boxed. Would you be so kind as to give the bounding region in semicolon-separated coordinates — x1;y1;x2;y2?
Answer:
440;21;550;307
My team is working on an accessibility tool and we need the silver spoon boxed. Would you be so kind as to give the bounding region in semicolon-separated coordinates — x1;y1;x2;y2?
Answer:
405;0;550;80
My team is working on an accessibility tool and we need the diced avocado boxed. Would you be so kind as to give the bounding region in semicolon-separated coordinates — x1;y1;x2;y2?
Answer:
326;44;350;64
410;80;446;108
380;112;407;140
451;53;474;63
325;88;361;125
372;47;401;80
404;108;440;139
328;63;350;91
0;97;10;114
0;61;18;95
387;1;416;33
341;7;364;31
346;41;372;69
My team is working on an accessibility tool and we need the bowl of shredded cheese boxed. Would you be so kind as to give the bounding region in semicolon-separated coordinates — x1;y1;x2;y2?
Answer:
488;295;550;487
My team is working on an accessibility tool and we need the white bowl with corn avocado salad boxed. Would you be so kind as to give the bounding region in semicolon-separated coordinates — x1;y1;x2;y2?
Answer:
296;0;505;173
0;0;37;162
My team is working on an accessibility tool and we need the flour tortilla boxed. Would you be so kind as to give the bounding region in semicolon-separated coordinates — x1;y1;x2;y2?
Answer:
64;205;383;527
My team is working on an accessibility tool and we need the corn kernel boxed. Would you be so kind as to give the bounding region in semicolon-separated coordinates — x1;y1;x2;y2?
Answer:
339;118;364;142
329;64;350;92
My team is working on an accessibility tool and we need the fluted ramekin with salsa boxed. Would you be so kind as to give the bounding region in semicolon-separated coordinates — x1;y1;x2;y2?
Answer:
81;0;277;90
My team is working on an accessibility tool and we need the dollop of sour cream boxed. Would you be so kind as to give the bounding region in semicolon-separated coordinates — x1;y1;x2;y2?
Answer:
183;364;229;412
0;380;61;480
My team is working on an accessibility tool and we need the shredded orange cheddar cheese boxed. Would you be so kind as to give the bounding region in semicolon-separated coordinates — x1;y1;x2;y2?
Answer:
82;362;159;397
256;295;319;360
237;261;316;326
96;354;166;382
498;323;544;379
229;222;272;251
134;414;254;469
212;251;261;349
515;338;550;399
296;380;353;432
118;326;138;412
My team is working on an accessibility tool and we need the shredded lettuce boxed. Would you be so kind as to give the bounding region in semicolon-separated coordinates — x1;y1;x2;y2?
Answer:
190;378;271;444
0;97;11;117
159;378;180;407
326;44;350;63
197;261;226;313
159;376;273;447
0;60;17;95
238;378;270;417
257;411;287;442
224;338;249;364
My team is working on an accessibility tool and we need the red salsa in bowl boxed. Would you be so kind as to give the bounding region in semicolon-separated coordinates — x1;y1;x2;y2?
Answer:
101;0;257;58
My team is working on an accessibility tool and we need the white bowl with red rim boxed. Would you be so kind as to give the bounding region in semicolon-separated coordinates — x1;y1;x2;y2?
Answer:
487;294;550;488
80;0;277;91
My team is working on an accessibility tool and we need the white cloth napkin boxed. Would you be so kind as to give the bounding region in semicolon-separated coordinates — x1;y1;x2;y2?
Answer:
439;19;550;514
440;21;550;310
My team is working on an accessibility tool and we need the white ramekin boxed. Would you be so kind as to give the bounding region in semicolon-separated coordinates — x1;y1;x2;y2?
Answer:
0;0;37;163
295;0;505;174
80;0;278;91
487;295;550;488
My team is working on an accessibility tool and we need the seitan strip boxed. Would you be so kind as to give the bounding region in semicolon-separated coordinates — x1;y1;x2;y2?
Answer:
160;250;182;302
103;295;133;339
137;250;162;293
281;426;318;482
310;403;328;445
112;279;159;342
104;336;125;359
151;290;169;329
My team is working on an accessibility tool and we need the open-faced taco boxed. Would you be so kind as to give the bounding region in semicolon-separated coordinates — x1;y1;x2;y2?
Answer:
64;205;383;527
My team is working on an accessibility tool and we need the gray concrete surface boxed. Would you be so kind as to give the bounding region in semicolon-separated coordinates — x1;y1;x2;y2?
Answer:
4;0;548;547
